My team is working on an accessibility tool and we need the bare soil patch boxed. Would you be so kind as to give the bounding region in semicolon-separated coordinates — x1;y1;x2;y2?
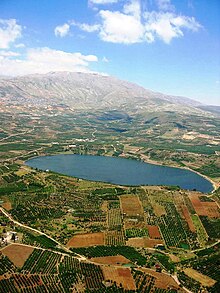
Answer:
126;237;164;248
1;244;34;267
153;203;166;217
126;237;145;247
184;268;216;287
102;267;136;290
66;232;104;248
147;225;161;239
101;201;108;212
181;206;196;232
189;194;220;218
168;254;180;263
204;203;220;218
141;268;181;290
2;201;12;211
120;195;144;218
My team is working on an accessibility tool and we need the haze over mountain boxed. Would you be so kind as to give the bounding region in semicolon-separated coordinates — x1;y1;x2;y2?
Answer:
0;72;217;116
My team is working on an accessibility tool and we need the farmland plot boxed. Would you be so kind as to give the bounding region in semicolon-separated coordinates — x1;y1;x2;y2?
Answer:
189;194;220;218
120;195;144;219
107;208;122;230
147;225;162;239
1;244;34;268
67;232;105;248
91;255;131;265
102;267;136;291
105;230;125;245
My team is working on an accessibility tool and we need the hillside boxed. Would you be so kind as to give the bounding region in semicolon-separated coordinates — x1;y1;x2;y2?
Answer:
0;71;209;115
0;73;220;293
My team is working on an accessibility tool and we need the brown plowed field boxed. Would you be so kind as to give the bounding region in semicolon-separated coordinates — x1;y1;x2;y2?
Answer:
140;268;181;290
184;268;216;287
181;206;196;232
147;225;161;239
120;195;144;218
1;244;34;267
66;232;104;248
102;267;136;290
189;195;220;218
91;255;131;265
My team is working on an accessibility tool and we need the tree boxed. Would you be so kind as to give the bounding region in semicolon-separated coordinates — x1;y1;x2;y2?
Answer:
11;233;16;243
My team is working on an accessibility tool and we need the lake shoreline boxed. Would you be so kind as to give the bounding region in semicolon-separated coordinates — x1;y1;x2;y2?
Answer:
139;154;217;193
25;153;214;193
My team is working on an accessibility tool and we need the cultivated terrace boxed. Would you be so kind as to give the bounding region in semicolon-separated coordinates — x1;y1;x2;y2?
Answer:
0;106;220;292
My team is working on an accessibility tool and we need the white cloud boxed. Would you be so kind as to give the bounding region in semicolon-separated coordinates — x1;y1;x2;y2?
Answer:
99;10;144;44
57;0;202;45
73;22;100;33
0;47;98;76
15;43;25;48
0;50;20;57
171;15;201;31
54;23;70;37
0;19;22;49
144;12;201;43
123;0;141;19
89;0;118;4
156;0;175;12
145;32;155;43
99;1;144;44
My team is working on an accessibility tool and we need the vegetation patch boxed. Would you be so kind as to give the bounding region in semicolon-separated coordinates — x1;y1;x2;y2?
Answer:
70;245;147;265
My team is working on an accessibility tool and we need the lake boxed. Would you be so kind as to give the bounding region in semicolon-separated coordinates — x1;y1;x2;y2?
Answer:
25;154;213;193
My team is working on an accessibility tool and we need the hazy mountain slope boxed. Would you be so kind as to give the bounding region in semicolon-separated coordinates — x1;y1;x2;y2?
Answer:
0;71;210;115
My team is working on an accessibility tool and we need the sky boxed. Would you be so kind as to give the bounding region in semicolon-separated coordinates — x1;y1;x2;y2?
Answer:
0;0;219;105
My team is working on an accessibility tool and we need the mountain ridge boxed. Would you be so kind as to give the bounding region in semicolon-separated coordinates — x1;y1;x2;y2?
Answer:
0;71;216;116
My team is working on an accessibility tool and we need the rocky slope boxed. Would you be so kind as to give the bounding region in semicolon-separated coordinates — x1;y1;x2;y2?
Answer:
0;71;212;115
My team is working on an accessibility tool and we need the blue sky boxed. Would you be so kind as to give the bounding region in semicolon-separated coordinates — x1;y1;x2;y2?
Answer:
0;0;219;105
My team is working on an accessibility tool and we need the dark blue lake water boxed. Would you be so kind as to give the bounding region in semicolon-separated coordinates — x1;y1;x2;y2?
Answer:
25;154;213;193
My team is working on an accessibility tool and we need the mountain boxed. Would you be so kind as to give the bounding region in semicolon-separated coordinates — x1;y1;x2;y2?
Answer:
0;71;215;115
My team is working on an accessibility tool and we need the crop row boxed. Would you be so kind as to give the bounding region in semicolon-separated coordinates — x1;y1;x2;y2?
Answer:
0;277;18;293
107;208;122;230
199;216;220;239
81;262;104;290
125;228;149;238
192;254;220;282
59;255;81;274
0;275;64;293
21;231;57;249
0;255;16;275
105;230;125;245
133;270;156;293
157;202;190;248
108;200;120;209
12;274;41;289
22;249;62;274
177;271;201;292
11;203;65;224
